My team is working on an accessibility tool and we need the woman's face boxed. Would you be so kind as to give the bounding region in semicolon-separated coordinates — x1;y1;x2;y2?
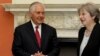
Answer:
79;9;95;26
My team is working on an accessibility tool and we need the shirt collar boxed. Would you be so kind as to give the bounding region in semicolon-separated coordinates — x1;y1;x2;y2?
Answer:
31;20;41;30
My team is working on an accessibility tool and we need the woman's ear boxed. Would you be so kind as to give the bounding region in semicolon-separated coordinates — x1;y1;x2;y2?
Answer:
92;16;96;20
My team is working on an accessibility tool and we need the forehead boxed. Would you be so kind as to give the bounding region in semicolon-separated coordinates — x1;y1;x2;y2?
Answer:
79;9;89;14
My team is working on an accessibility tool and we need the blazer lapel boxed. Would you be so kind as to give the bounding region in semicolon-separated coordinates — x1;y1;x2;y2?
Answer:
79;28;85;56
81;24;97;56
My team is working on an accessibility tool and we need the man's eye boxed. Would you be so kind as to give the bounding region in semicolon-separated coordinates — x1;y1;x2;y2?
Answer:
37;12;40;14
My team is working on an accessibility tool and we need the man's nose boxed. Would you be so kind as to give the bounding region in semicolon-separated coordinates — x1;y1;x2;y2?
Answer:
39;13;44;17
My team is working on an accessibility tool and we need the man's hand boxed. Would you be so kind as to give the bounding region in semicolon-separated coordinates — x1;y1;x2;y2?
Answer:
33;51;45;56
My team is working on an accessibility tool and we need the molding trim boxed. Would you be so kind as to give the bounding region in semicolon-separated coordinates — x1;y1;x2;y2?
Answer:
3;3;96;38
2;4;80;12
2;4;100;12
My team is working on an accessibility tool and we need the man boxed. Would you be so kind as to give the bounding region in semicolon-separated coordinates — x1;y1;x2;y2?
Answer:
12;2;60;56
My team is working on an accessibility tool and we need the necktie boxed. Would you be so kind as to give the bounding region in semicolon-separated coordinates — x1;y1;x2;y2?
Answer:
35;26;41;47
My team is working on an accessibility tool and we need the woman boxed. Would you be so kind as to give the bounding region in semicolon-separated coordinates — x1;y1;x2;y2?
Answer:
77;3;100;56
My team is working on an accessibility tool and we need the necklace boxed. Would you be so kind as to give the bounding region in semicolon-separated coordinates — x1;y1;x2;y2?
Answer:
85;29;92;37
85;23;96;37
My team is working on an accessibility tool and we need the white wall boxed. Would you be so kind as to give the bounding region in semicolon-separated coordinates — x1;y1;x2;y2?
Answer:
11;0;100;38
12;0;100;4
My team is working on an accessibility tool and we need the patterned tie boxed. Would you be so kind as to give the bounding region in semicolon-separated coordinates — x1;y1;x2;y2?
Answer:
35;26;41;47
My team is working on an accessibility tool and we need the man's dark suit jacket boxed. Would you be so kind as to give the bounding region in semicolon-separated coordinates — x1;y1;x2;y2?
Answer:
12;21;60;56
77;23;100;56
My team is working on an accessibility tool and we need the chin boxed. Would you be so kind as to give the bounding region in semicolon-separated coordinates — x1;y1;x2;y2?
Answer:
39;21;44;23
38;22;43;24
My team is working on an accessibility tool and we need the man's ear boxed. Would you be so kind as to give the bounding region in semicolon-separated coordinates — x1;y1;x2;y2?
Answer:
28;12;32;17
25;12;32;19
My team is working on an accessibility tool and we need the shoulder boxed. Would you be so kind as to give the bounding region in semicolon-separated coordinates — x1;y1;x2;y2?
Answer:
95;23;100;29
79;27;85;33
93;23;100;33
42;23;56;30
15;21;31;31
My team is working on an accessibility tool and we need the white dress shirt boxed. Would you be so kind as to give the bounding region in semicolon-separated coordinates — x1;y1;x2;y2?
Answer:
31;20;41;38
80;36;89;56
31;20;42;56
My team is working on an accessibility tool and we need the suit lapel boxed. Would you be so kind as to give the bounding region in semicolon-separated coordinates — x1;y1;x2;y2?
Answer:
26;21;39;48
41;23;48;50
26;22;50;50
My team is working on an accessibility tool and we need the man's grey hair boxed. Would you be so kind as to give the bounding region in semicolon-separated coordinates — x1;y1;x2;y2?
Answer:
29;2;45;13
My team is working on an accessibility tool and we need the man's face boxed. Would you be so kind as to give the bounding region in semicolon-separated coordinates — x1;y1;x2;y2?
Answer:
30;4;45;25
